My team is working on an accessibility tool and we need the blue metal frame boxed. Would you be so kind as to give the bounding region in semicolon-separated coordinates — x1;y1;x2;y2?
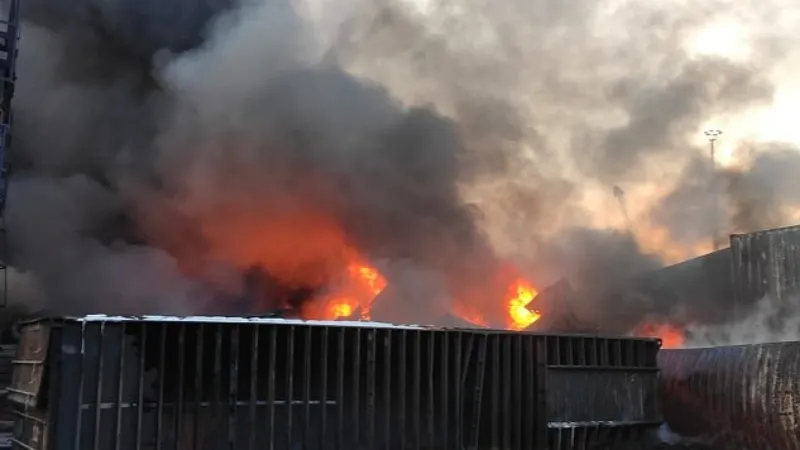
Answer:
0;0;20;306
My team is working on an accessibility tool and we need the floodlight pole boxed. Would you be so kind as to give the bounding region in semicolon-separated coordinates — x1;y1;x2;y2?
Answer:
704;129;723;250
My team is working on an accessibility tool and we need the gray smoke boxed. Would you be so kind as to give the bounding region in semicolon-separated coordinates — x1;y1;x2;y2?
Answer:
3;0;798;332
650;143;800;246
725;144;800;232
685;293;800;347
323;0;785;334
642;144;800;343
6;0;508;320
21;0;235;56
534;228;663;295
523;228;668;335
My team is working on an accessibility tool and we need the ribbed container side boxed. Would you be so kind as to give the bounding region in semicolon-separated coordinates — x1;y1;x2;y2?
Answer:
659;343;800;450
543;335;662;450
9;317;661;450
731;225;800;313
625;248;733;326
565;248;734;333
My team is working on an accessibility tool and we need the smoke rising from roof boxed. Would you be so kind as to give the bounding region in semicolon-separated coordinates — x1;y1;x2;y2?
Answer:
3;0;799;336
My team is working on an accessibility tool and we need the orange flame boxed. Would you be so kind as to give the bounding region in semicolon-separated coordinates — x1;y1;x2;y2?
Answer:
139;183;546;328
314;261;542;330
636;322;685;349
452;303;490;327
507;279;541;330
330;303;353;318
320;261;387;320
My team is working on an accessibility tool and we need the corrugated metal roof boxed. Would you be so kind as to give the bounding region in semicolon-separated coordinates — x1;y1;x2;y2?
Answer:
68;314;425;329
730;223;800;238
18;315;662;341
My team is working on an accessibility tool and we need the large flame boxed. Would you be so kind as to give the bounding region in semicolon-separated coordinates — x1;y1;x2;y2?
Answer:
507;279;541;330
307;255;541;330
145;196;542;328
307;259;387;320
327;263;387;320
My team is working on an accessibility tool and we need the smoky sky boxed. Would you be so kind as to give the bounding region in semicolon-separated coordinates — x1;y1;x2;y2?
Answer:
4;0;506;320
20;0;237;56
2;0;799;334
650;143;800;246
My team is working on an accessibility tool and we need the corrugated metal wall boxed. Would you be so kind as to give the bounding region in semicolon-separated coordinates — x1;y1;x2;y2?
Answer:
9;317;662;450
731;225;800;314
659;343;800;450
567;248;735;332
542;334;661;449
625;248;734;324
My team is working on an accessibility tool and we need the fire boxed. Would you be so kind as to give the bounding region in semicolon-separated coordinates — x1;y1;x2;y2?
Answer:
168;200;540;327
330;303;353;317
356;265;386;295
507;279;541;330
320;261;387;320
139;155;546;327
314;259;541;330
452;303;490;327
635;322;685;349
450;274;541;329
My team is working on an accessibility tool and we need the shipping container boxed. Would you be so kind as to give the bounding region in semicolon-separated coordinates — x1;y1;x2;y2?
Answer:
731;225;800;313
563;248;734;334
659;343;800;450
9;316;662;450
623;248;733;325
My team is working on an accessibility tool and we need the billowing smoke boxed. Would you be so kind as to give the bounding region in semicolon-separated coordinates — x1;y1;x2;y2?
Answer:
651;143;800;247
3;0;799;336
640;144;800;344
6;0;512;321
569;144;800;337
685;293;800;347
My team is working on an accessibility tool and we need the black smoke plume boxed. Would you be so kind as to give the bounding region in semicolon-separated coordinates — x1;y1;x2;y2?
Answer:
6;0;507;322
3;0;797;337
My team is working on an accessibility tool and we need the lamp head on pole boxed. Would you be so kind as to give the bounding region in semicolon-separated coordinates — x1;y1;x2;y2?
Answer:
704;129;723;142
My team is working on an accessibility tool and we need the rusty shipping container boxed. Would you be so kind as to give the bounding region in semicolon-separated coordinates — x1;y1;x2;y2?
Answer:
659;343;800;450
731;224;800;314
8;316;661;450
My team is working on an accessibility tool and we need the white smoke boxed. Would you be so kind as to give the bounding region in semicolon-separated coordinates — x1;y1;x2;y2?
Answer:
686;293;800;347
